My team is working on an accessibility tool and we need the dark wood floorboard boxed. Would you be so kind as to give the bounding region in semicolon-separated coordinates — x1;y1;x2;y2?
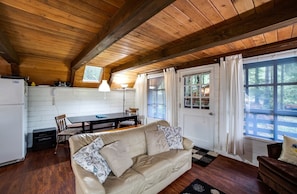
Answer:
0;146;275;194
159;155;276;194
0;146;74;194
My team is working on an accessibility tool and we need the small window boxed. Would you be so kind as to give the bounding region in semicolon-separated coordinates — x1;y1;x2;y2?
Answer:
82;65;103;82
147;76;166;119
183;72;210;109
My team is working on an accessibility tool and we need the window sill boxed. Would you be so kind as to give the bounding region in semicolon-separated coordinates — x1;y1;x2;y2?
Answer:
244;135;279;143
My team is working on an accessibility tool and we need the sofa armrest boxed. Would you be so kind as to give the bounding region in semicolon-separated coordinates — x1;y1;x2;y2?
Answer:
69;136;106;194
267;143;282;159
72;162;106;194
183;137;194;150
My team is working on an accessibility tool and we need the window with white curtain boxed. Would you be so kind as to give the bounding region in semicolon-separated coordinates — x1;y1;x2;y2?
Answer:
147;76;166;119
244;56;297;141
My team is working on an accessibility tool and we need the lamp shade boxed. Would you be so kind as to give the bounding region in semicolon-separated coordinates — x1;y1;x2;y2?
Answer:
121;83;128;88
98;80;110;92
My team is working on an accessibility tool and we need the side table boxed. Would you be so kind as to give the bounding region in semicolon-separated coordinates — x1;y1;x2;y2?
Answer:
33;127;56;151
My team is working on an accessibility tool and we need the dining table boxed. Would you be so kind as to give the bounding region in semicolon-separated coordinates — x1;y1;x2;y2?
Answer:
67;112;138;133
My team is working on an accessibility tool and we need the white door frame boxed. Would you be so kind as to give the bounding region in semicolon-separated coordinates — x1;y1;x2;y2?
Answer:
177;64;219;150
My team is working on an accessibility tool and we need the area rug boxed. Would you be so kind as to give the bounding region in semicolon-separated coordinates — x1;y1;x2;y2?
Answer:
180;179;225;194
192;146;218;167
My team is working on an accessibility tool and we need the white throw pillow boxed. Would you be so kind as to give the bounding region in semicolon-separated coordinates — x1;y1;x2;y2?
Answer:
279;135;297;166
145;130;170;155
158;125;183;149
100;140;133;177
73;137;111;183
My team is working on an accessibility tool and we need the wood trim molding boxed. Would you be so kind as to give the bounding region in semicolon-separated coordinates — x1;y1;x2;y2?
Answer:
111;0;297;73
70;0;175;71
0;30;19;75
175;37;297;70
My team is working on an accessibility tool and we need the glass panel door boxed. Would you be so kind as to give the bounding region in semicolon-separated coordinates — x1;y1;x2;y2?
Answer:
183;72;210;109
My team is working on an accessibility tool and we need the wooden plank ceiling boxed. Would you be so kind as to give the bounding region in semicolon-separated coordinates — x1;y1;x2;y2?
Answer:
0;0;297;88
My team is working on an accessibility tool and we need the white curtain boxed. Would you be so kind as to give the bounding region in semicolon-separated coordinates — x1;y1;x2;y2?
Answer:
163;67;177;126
219;54;244;155
134;74;147;124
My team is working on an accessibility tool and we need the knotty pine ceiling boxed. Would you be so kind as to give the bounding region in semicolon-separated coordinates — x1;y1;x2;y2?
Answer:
0;0;297;88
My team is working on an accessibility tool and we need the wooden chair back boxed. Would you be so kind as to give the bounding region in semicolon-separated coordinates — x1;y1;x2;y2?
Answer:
55;114;67;133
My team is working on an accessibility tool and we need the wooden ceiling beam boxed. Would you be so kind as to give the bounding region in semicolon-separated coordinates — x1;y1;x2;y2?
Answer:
70;0;175;80
111;0;297;73
175;37;297;70
0;30;19;75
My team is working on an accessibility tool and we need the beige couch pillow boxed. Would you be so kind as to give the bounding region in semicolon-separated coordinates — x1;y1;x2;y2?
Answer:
145;130;170;156
100;140;133;177
279;135;297;166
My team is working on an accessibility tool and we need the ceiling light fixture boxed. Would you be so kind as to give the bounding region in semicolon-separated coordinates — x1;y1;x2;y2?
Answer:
98;80;110;99
98;80;110;92
98;68;110;92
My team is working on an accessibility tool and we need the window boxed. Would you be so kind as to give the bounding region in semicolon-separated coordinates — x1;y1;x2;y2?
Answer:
183;72;210;109
83;65;103;82
147;76;166;119
244;57;297;141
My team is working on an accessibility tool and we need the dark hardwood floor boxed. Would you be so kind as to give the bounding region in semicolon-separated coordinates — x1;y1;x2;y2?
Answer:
0;146;275;194
0;146;74;194
160;155;275;194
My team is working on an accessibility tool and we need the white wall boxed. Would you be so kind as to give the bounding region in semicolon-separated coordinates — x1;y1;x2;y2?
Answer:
27;86;135;147
215;137;275;166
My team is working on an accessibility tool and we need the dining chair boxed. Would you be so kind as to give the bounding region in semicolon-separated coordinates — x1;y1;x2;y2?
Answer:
118;108;141;128
54;114;82;154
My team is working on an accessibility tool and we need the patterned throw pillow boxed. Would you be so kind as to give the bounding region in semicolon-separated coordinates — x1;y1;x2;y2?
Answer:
73;137;111;183
279;135;297;166
157;125;183;149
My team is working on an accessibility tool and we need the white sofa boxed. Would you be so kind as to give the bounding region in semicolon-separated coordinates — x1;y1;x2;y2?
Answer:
69;120;194;194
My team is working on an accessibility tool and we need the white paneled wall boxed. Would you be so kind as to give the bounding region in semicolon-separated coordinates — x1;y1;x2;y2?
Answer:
26;83;271;166
214;136;275;166
27;86;135;147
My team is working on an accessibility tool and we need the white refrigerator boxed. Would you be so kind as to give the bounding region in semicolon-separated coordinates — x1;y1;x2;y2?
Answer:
0;78;28;166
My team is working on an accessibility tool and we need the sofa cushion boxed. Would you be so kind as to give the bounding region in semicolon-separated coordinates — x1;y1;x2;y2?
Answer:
154;149;191;172
279;136;297;166
100;140;133;177
103;168;145;194
158;125;183;149
73;137;111;183
145;130;170;155
132;154;172;190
